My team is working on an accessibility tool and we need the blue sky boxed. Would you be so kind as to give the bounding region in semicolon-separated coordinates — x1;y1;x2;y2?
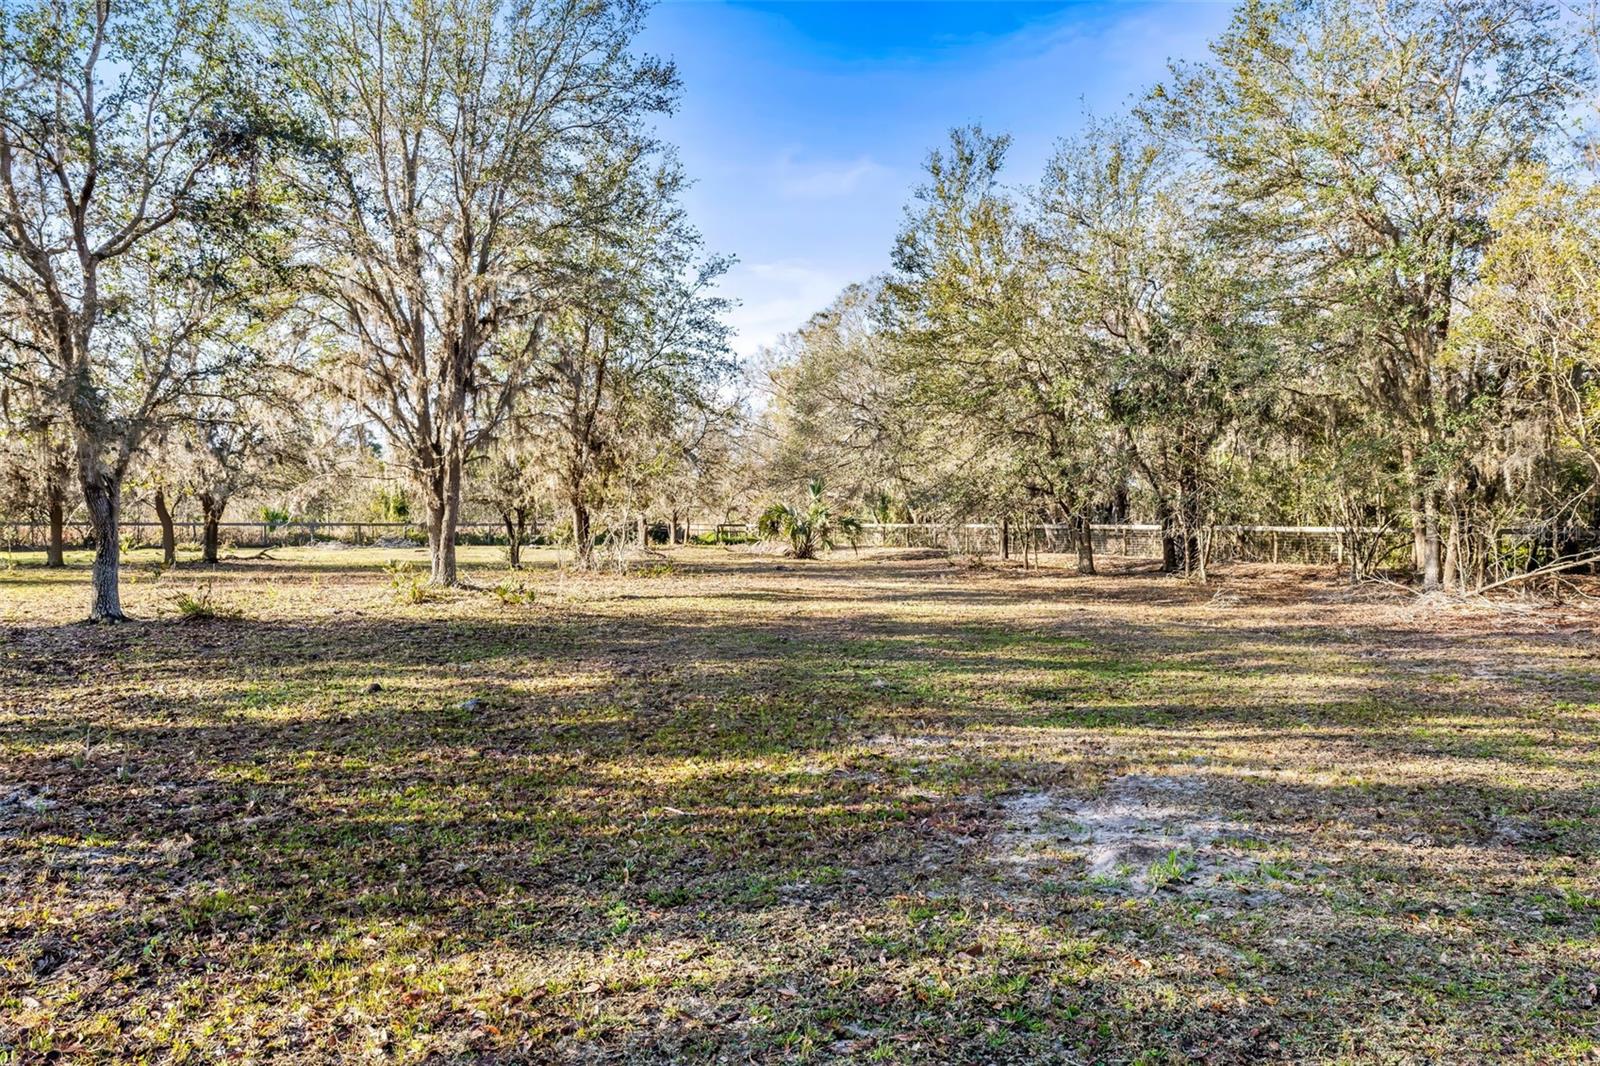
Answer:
638;0;1238;360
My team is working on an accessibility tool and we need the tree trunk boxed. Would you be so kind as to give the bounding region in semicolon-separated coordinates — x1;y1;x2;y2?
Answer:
1442;510;1461;592
571;498;593;568
1159;502;1180;573
81;468;126;622
199;493;225;565
637;513;647;548
1075;513;1096;575
1411;494;1428;577
1404;434;1443;588
424;451;463;586
503;513;519;568
1178;465;1206;579
503;508;525;569
44;479;65;568
153;488;177;566
1111;484;1130;524
1161;523;1199;575
1421;491;1442;590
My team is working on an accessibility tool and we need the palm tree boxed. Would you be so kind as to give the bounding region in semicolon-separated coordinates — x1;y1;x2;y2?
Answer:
757;480;863;560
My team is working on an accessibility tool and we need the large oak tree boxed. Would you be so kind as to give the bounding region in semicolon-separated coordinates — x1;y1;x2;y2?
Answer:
275;0;677;586
0;0;293;619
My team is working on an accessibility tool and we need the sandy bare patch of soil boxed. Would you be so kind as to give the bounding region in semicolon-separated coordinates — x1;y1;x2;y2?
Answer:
994;771;1271;897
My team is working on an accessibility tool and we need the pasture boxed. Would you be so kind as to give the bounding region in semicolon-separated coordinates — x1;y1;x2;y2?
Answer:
2;548;1598;1063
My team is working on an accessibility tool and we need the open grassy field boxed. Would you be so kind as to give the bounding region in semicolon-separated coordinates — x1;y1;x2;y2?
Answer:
2;546;1598;1064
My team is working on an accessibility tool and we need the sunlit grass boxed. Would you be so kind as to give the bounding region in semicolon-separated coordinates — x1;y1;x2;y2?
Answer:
1;549;1596;1061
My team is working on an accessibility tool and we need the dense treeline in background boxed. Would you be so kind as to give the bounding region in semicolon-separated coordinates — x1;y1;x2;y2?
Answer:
0;0;736;620
3;0;1600;619
763;0;1600;591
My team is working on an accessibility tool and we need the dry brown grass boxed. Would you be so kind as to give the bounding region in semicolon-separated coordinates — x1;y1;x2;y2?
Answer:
1;545;1597;1063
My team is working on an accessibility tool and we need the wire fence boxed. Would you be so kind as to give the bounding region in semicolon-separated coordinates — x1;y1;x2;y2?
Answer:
0;517;1566;572
2;519;493;551
846;522;1409;566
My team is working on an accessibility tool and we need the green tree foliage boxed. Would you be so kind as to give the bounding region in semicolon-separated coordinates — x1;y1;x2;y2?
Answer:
1437;166;1600;582
757;0;1597;589
887;126;1107;567
1153;0;1588;585
272;0;678;585
517;156;734;568
471;437;548;568
0;0;301;618
758;282;928;513
879;122;1287;576
757;479;862;560
5;0;1600;599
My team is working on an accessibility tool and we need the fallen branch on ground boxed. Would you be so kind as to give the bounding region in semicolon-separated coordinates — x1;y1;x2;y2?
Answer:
1474;551;1600;595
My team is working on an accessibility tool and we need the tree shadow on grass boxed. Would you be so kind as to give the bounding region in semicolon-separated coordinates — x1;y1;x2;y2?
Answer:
3;558;1599;1061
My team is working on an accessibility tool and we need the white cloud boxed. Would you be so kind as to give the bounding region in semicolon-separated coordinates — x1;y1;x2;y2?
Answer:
771;151;892;199
720;260;851;362
656;1;1239;368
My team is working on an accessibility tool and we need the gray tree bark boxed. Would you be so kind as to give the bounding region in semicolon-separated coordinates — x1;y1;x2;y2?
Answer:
44;479;65;568
82;469;126;622
154;488;177;566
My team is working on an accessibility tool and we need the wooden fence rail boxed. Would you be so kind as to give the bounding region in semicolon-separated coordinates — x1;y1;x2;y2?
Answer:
844;522;1407;566
2;520;484;551
0;517;1559;570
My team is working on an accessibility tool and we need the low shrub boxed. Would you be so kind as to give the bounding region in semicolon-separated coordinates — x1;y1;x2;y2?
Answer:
174;583;237;621
491;579;534;605
383;560;434;604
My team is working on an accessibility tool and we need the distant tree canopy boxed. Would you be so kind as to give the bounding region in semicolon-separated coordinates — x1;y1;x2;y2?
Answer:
4;0;1600;607
0;0;735;617
756;0;1600;589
